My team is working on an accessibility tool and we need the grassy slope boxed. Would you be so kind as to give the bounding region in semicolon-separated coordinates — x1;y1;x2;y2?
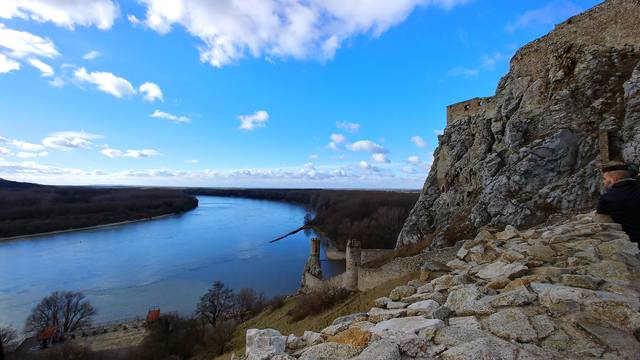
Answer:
213;271;419;360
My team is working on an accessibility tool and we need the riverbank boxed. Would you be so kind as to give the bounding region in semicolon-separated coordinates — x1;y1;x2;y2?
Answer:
0;213;177;242
0;179;199;238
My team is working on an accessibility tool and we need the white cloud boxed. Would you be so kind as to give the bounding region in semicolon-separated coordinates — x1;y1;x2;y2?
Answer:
0;0;119;30
407;155;421;165
506;1;583;33
330;133;346;144
11;139;45;151
327;142;339;151
359;160;371;170
0;146;10;155
433;129;444;136
406;154;433;171
237;110;269;131
347;140;387;154
410;135;427;148
372;153;389;163
139;82;163;102
151;110;190;124
480;52;504;70
185;159;199;164
17;151;48;158
74;67;136;98
83;50;100;60
0;23;59;59
0;52;19;73
134;0;470;68
309;154;319;160
42;131;102;150
100;147;161;158
28;58;54;76
336;121;361;133
446;66;478;78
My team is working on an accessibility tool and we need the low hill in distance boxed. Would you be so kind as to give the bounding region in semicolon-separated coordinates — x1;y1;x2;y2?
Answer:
0;179;199;238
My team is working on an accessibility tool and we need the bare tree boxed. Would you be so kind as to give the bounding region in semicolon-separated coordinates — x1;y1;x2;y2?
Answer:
196;281;236;327
25;291;96;336
236;288;266;321
60;291;96;333
0;326;17;358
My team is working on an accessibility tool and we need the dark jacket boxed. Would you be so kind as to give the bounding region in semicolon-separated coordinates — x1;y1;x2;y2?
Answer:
597;179;640;244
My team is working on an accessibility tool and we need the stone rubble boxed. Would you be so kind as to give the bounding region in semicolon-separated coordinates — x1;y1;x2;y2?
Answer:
239;213;640;359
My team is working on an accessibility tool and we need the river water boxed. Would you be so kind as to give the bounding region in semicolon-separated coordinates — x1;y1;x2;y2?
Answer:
0;196;344;330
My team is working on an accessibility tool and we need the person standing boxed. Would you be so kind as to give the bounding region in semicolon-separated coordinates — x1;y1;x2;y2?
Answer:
597;162;640;244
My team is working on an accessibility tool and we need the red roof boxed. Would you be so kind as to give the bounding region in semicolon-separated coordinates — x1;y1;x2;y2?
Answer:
147;309;160;321
38;325;56;340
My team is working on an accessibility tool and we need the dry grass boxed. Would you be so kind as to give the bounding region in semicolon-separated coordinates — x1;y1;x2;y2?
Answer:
214;271;419;360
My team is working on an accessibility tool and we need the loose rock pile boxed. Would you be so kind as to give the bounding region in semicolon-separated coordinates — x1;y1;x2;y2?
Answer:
236;213;640;359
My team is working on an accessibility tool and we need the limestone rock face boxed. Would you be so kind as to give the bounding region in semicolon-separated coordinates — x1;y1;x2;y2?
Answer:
397;0;640;249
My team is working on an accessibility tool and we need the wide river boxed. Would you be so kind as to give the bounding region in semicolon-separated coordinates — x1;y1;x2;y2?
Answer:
0;196;344;330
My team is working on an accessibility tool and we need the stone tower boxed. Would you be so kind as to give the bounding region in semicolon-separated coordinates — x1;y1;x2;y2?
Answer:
344;239;361;291
300;238;322;292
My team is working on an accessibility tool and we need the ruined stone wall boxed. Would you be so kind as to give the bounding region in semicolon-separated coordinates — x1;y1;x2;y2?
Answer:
446;97;495;125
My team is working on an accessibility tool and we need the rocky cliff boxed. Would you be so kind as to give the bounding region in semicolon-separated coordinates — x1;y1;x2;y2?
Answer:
397;0;640;249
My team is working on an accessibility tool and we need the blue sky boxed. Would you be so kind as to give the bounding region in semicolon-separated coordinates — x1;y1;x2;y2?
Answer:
0;0;599;188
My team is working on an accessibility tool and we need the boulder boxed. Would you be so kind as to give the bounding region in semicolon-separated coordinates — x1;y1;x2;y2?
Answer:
486;308;538;342
369;316;444;338
245;329;287;360
298;342;360;360
444;285;494;316
349;339;400;360
388;285;416;301
476;261;528;280
406;300;440;317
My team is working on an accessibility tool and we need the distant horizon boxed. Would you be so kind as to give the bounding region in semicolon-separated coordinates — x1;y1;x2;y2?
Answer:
0;0;599;188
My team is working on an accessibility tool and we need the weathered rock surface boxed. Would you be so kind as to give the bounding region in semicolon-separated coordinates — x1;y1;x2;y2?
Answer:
238;213;640;359
397;0;640;250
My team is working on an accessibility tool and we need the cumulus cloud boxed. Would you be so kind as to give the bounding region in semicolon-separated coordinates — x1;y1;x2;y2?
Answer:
0;23;59;59
17;151;48;158
42;131;103;150
407;154;433;171
237;110;269;131
151;110;190;124
0;53;19;73
410;135;427;148
372;153;389;163
74;67;136;98
0;0;119;30
330;133;346;144
100;147;161;158
83;50;100;60
133;0;469;68
28;58;54;76
446;66;478;78
139;82;163;102
480;52;504;70
347;140;387;154
336;121;361;133
506;0;582;33
11;139;45;151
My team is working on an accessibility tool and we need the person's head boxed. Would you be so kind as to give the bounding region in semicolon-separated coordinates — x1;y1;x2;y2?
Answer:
602;162;631;189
